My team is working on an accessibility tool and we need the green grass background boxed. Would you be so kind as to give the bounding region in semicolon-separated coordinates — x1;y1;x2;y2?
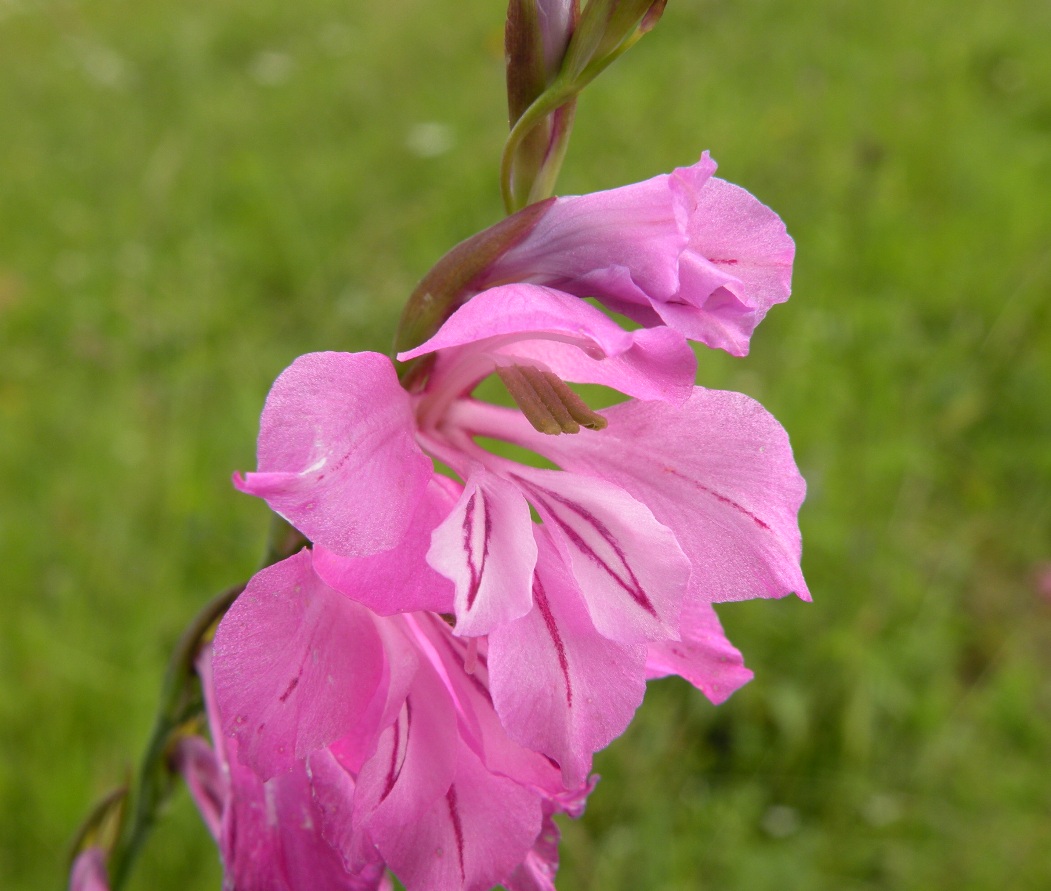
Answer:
2;0;1050;888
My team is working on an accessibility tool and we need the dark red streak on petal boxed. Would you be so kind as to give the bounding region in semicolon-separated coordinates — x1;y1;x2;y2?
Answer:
462;490;492;610
530;485;658;618
446;785;466;881
665;467;771;531
380;702;409;803
278;675;300;703
434;630;493;702
534;578;572;708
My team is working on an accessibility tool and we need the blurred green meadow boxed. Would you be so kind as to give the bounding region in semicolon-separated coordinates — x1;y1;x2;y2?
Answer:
2;0;1050;887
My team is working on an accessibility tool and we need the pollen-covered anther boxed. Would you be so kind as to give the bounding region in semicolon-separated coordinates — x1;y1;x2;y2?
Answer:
496;364;608;435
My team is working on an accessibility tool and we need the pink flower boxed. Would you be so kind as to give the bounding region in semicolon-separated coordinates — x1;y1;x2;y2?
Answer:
208;550;592;891
487;153;794;356
234;282;808;785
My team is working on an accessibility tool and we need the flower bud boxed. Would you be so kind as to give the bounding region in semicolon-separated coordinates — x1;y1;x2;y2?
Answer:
562;0;667;82
504;1;580;210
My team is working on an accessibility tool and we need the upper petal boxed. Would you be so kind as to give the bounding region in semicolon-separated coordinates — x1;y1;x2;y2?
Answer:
235;351;432;558
483;153;793;354
686;174;795;310
492;160;705;304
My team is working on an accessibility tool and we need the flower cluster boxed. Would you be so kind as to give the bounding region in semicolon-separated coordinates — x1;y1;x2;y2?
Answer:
189;154;809;890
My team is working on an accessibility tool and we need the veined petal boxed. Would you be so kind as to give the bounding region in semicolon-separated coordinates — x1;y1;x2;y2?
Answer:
511;466;688;643
234;351;432;558
354;655;544;891
489;531;647;786
428;468;537;638
514;389;810;605
313;478;457;615
409;614;568;797
354;663;459;843
213;551;405;779
376;740;542;891
644;599;754;704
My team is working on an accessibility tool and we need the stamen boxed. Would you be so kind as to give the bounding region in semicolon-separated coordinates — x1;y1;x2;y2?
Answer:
495;364;608;435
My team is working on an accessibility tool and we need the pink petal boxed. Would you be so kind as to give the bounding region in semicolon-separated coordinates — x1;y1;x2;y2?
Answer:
644;599;754;704
517;389;810;605
304;748;394;888
398;283;694;404
680;173;795;354
510;467;688;643
313;478;456;615
189;646;391;891
489;531;647;786
376;741;542;891
213;551;405;779
407;614;567;797
221;741;388;891
504;808;562;891
427;468;538;638
354;661;460;843
397;283;635;362
234;351;432;558
495;162;701;304
485;153;794;355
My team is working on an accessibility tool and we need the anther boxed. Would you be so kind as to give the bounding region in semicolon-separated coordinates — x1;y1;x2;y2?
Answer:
495;364;608;435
